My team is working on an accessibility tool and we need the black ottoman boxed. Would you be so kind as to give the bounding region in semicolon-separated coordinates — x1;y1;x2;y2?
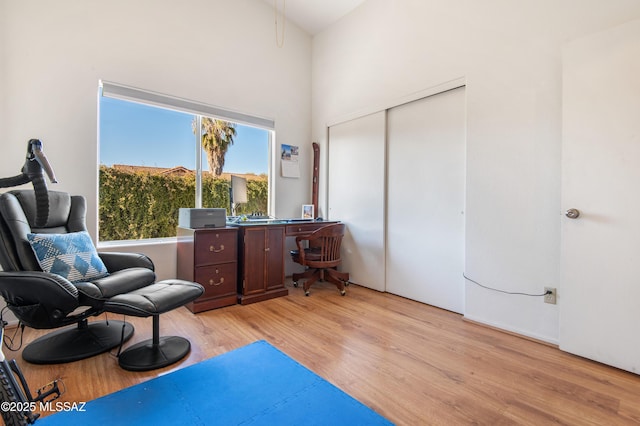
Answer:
105;279;204;371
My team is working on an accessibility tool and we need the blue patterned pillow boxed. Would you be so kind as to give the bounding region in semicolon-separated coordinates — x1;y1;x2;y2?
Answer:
27;231;109;283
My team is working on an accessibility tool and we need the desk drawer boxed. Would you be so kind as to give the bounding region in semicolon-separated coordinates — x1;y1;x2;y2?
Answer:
285;223;333;236
195;230;237;265
194;263;237;298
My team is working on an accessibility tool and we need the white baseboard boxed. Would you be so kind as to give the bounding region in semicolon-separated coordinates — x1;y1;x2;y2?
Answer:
463;314;559;346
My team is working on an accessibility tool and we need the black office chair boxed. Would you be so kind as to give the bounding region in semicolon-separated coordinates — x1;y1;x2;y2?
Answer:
0;190;203;370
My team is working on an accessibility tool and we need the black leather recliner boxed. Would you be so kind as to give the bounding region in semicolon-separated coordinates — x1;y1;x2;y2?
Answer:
0;190;203;370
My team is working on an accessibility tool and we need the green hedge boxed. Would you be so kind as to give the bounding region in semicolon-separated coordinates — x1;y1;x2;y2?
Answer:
99;165;267;241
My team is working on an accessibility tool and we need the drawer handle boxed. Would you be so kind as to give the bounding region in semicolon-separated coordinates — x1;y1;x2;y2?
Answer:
209;244;224;253
265;247;270;252
209;277;224;286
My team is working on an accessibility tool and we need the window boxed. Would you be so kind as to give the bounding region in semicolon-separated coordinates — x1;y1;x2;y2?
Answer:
98;82;272;242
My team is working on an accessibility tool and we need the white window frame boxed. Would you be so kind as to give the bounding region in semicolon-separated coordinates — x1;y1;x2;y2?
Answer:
99;80;275;209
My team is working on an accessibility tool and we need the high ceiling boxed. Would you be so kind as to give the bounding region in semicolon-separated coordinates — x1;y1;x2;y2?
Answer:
260;0;367;35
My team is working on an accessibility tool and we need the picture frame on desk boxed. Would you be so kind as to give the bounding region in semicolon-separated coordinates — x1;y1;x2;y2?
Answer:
302;204;314;219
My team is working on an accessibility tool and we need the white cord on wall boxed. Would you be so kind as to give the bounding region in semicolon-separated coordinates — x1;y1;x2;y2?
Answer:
275;0;286;48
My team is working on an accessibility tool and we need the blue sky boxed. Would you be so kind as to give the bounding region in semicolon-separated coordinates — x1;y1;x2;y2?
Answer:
99;97;269;174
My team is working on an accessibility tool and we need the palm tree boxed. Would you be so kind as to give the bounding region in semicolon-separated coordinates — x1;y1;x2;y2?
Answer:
194;117;237;176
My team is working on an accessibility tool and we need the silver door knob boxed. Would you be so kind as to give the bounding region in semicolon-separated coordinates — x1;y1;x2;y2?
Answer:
565;208;580;219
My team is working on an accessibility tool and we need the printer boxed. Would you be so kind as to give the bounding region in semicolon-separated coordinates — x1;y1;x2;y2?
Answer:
178;208;226;229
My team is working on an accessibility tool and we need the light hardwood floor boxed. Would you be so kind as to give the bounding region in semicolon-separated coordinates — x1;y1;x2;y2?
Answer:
9;280;640;425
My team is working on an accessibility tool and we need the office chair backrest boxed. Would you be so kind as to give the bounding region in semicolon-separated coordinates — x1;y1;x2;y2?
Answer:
296;223;346;269
314;223;345;263
0;190;87;272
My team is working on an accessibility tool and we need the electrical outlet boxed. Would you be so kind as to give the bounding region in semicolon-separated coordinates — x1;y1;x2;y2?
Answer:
544;287;557;304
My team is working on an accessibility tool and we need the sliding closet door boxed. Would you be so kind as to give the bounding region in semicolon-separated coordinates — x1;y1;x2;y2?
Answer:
328;111;386;291
386;88;466;313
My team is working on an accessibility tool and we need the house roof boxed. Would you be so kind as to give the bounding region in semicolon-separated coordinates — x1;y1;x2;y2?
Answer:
108;164;265;180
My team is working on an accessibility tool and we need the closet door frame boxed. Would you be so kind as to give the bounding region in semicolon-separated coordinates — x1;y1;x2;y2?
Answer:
326;78;466;298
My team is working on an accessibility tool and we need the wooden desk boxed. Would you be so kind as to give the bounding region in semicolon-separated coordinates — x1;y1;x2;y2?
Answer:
178;221;339;310
235;220;338;305
176;226;238;313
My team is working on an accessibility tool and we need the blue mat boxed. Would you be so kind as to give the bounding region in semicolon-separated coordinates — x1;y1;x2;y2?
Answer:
38;340;393;425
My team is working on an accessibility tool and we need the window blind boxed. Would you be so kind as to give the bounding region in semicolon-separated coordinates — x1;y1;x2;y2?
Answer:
100;81;275;130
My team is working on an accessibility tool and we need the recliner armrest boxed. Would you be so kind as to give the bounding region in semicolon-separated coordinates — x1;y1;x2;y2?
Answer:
0;271;82;328
98;252;154;273
75;267;156;301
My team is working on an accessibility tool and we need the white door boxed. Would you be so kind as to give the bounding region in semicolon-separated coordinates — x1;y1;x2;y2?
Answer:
386;87;466;313
560;20;640;373
328;111;386;291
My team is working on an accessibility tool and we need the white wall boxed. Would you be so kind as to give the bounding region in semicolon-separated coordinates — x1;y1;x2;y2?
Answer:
0;0;6;158
0;0;312;280
312;0;640;344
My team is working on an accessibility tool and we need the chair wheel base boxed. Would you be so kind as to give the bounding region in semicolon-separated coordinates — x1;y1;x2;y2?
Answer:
23;320;134;364
118;336;191;372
